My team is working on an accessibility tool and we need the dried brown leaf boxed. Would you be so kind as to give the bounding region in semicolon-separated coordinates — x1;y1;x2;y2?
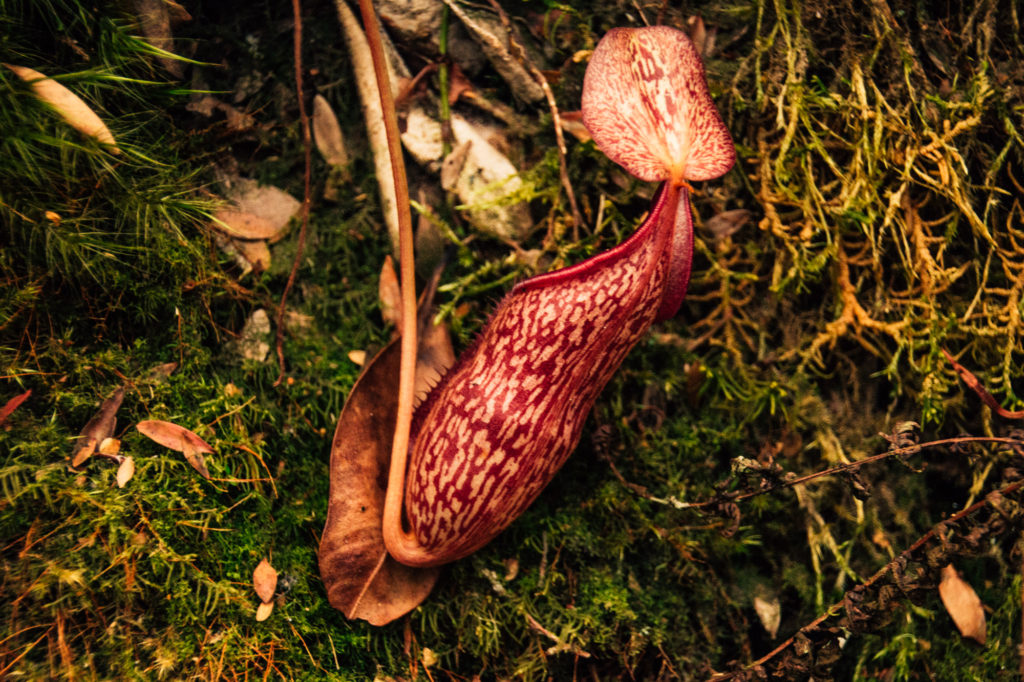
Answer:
378;255;402;329
131;0;183;78
136;419;214;453
4;64;120;152
116;456;135;488
938;564;986;644
318;340;440;625
447;61;474;106
440;140;473;192
255;600;274;621
213;176;301;243
212;210;281;241
253;558;278;603
313;94;349;167
72;388;125;467
71;438;97;468
0;389;31;426
558;111;591;143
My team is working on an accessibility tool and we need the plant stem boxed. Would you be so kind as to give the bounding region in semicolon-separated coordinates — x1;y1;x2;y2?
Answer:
355;0;430;565
274;0;313;386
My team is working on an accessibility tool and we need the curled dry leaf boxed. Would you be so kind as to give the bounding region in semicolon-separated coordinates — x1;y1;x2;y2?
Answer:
72;387;125;467
136;419;214;453
0;389;31;426
313;94;349;167
938;564;986;644
255;600;274;621
116;456;135;488
440;140;473;192
318;341;440;625
253;558;278;603
5;64;120;152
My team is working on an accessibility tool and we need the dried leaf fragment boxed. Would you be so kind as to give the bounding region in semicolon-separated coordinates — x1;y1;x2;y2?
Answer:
313;94;349;167
753;594;781;638
98;437;120;456
253;558;278;603
72;387;125;467
4;63;120;152
255;600;274;621
212;175;301;243
378;255;402;329
71;438;97;468
938;564;986;644
232;309;271;362
116;456;135;488
212;210;281;241
136;420;214;453
0;389;31;426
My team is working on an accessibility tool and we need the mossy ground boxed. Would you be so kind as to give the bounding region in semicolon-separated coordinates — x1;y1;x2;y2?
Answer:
2;0;1023;680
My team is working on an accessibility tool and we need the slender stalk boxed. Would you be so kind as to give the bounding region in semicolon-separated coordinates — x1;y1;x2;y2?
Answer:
274;0;313;386
355;0;430;564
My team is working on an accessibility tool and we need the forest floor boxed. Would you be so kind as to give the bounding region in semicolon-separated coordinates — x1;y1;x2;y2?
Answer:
2;0;1024;680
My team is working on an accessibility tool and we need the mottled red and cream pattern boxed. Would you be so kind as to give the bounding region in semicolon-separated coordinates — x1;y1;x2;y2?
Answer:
388;26;734;567
582;26;734;183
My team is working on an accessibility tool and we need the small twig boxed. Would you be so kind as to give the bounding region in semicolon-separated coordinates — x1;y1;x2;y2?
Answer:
274;0;313;387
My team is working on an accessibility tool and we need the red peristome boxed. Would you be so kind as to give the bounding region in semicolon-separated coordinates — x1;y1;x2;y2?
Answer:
404;184;686;564
582;26;735;184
